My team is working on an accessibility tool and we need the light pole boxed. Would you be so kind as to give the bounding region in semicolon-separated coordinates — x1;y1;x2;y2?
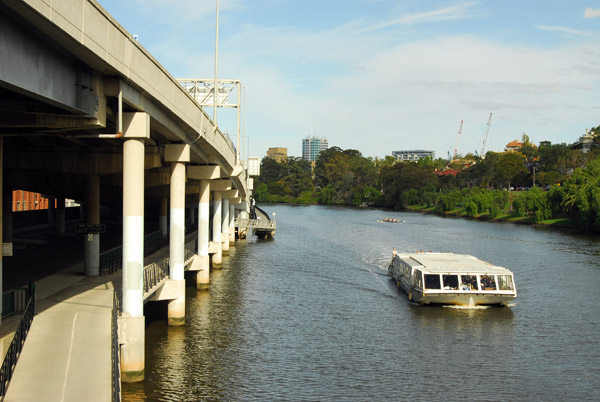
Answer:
213;0;220;124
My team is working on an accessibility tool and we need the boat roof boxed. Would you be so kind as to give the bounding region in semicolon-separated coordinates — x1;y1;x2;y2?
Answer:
396;252;513;275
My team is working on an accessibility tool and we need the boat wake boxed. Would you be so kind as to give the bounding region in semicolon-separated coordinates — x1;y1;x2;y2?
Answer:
443;305;492;310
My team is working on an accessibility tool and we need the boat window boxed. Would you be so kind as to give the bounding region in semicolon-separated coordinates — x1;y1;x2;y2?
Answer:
497;275;514;290
424;274;441;289
442;274;459;290
413;270;423;289
480;275;497;290
460;275;478;291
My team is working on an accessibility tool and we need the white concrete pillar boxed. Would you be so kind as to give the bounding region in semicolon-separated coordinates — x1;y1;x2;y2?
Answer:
229;203;235;244
165;144;189;326
197;179;210;288
121;112;149;383
84;175;100;276
212;191;222;267
221;197;229;253
187;166;220;288
159;197;168;237
56;198;65;234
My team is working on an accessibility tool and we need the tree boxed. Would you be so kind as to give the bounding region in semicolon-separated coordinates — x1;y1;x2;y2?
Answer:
380;162;437;209
494;152;528;189
561;157;600;230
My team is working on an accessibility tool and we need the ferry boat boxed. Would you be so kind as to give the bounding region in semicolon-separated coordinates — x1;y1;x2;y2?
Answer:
388;252;517;306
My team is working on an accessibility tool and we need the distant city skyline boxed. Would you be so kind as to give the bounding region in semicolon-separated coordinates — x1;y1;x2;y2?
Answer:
99;0;600;159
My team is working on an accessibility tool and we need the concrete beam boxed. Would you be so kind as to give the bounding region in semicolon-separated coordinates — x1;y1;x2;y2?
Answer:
123;112;150;139
164;144;190;163
211;179;232;192
188;165;220;180
221;189;239;199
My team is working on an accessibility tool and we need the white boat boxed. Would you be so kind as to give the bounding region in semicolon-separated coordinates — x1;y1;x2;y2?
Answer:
388;252;517;306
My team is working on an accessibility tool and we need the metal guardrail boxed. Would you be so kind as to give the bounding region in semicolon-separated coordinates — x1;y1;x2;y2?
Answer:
184;239;197;264
100;230;168;275
1;284;35;319
143;259;169;294
235;218;276;230
0;283;35;400
111;290;121;402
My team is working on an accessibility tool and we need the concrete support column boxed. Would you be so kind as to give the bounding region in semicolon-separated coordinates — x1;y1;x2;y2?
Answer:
56;198;65;234
188;166;220;287
3;188;13;258
121;112;149;383
165;143;189;326
197;179;210;288
159;197;168;237
229;203;235;244
47;197;56;225
84;175;100;276
212;191;222;267
221;197;229;253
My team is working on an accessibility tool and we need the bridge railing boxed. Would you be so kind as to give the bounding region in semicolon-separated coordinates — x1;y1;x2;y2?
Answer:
184;239;197;264
0;283;35;399
100;230;168;275
2;283;35;319
235;218;276;230
143;259;169;294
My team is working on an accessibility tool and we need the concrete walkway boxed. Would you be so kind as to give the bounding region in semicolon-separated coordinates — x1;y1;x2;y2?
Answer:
1;229;200;401
3;262;120;402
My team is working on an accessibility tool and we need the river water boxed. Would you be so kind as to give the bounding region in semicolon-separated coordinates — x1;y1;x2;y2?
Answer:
123;204;600;401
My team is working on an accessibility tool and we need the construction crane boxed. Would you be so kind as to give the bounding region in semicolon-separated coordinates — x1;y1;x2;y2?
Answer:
453;120;463;159
479;113;493;156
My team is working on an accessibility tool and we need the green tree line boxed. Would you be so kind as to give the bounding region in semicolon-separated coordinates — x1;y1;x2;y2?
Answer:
254;139;600;231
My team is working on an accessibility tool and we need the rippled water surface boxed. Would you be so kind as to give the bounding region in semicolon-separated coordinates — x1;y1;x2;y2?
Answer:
123;205;600;401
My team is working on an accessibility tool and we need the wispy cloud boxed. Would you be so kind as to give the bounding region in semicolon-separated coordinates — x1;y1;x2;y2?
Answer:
584;8;600;18
356;2;478;33
536;25;589;36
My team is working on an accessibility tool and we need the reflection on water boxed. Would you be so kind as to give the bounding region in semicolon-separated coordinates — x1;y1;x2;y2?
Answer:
123;205;600;401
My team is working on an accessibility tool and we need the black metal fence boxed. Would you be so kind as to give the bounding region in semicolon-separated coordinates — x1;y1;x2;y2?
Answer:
0;283;36;399
143;259;169;294
1;284;35;319
99;230;169;275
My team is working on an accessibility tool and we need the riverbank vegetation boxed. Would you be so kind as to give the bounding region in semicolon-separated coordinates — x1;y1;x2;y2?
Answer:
254;134;600;232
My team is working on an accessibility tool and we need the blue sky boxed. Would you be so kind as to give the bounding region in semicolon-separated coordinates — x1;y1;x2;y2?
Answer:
98;0;600;160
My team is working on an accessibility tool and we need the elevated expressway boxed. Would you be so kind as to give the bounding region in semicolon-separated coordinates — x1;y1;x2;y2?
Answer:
0;0;249;386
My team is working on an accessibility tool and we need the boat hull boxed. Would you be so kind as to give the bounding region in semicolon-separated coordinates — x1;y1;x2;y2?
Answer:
410;290;515;306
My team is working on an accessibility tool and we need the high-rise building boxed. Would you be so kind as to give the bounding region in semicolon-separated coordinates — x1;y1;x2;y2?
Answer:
302;136;328;162
266;147;288;163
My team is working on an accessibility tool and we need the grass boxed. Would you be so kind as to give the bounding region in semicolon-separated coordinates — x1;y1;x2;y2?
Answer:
407;204;581;231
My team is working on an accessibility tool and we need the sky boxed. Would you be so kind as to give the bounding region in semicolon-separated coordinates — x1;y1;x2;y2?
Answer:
98;0;600;160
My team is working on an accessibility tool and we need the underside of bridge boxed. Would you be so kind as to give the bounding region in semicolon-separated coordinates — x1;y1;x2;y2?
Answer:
0;0;251;389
